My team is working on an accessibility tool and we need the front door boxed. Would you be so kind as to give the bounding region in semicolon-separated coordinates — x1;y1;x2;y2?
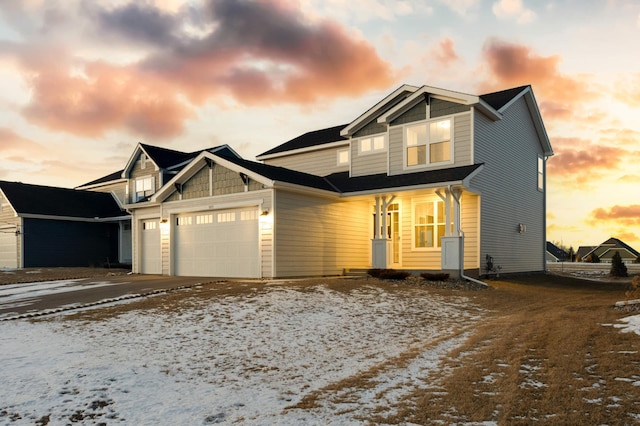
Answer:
387;203;401;267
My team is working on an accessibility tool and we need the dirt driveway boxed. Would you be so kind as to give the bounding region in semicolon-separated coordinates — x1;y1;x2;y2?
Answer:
0;268;219;319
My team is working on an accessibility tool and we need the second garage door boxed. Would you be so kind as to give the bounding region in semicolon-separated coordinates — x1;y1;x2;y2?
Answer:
174;208;260;278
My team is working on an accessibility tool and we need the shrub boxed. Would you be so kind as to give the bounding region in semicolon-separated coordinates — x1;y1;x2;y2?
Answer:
420;272;450;281
626;276;640;300
367;268;410;280
587;253;600;263
610;251;628;277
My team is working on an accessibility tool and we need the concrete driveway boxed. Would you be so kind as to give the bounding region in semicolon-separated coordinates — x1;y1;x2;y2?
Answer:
0;275;218;319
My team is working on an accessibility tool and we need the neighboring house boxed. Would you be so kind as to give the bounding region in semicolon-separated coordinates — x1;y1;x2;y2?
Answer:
546;241;568;262
0;181;128;268
575;246;595;262
580;238;639;264
113;83;552;278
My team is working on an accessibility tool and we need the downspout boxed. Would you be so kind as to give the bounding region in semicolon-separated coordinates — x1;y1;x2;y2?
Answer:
450;185;488;287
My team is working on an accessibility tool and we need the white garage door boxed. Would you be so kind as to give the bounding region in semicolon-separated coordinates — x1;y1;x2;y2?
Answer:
174;208;260;278
140;219;161;274
0;230;18;268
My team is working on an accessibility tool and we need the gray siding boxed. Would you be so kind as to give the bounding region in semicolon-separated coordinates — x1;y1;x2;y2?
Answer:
472;98;546;273
390;100;426;126
430;98;471;118
262;146;349;176
88;181;127;205
273;190;369;277
351;148;387;177
353;118;387;138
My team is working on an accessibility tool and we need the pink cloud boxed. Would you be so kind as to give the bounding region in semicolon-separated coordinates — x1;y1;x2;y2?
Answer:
430;38;459;68
478;39;596;121
590;205;640;227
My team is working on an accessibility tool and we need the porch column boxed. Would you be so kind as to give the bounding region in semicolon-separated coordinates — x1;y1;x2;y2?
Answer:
441;187;463;276
371;195;395;269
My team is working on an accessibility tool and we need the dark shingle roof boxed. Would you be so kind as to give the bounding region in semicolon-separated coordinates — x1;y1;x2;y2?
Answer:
257;124;348;157
219;154;482;194
0;181;125;219
600;237;640;257
78;170;125;188
546;242;568;261
325;164;483;193
140;143;195;169
220;156;337;192
480;85;530;110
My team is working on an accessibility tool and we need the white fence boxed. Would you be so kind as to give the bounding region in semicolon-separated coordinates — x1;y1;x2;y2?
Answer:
547;262;640;274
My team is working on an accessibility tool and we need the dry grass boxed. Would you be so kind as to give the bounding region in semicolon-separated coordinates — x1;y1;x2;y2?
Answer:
21;271;640;424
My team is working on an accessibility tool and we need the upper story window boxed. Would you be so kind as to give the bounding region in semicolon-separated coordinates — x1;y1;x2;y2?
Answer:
135;176;155;201
537;155;544;191
337;148;350;166
358;135;386;155
405;118;453;168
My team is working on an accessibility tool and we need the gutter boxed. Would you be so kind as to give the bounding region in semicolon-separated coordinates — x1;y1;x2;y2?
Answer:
449;185;488;287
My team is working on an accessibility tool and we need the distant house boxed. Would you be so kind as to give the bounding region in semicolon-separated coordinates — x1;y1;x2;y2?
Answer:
575;246;595;262
0;181;128;268
580;238;640;264
546;242;568;262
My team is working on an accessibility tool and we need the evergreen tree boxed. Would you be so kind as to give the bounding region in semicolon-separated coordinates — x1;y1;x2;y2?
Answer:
610;251;628;277
588;252;600;263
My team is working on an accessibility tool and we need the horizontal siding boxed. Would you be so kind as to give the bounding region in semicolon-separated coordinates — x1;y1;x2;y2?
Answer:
0;193;20;267
274;191;369;277
472;98;546;273
263;146;349;176
453;113;472;166
351;149;387;177
88;182;127;205
391;99;426;126
430;98;471;118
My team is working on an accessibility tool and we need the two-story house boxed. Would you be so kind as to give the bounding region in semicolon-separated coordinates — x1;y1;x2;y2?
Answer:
120;84;552;278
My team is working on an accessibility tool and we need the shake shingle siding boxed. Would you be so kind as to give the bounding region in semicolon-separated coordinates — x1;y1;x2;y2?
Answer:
472;98;546;273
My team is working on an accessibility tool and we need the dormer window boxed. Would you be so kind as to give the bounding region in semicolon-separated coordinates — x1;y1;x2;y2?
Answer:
405;118;453;167
358;135;386;155
135;176;155;201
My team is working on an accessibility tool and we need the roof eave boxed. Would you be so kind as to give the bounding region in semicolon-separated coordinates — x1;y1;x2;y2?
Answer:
256;140;350;161
341;84;420;137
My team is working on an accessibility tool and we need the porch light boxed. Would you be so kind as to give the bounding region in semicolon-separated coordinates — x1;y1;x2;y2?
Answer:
261;209;269;216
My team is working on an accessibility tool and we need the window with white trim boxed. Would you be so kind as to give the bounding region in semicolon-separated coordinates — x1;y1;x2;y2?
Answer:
358;135;386;155
405;118;452;167
537;155;544;191
142;220;157;230
135;176;155;201
196;214;213;224
413;200;450;249
337;148;350;165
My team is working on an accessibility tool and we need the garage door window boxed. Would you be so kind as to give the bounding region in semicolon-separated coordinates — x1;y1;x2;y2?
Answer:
177;216;192;226
196;214;213;224
142;221;157;230
240;210;259;221
217;212;236;223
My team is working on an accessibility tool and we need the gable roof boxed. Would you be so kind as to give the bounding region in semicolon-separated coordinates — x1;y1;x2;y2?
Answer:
325;164;483;195
546;242;568;261
585;237;640;259
77;170;125;188
259;84;551;158
0;181;126;219
480;85;530;111
151;149;484;203
257;124;348;158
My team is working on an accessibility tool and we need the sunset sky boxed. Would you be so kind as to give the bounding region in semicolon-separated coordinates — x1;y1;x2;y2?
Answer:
0;0;639;252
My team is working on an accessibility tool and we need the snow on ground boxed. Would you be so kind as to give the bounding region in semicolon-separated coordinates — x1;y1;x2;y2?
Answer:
614;314;640;335
0;282;483;425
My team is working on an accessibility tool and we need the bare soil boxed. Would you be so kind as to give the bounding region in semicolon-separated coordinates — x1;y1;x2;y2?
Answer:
3;269;640;424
